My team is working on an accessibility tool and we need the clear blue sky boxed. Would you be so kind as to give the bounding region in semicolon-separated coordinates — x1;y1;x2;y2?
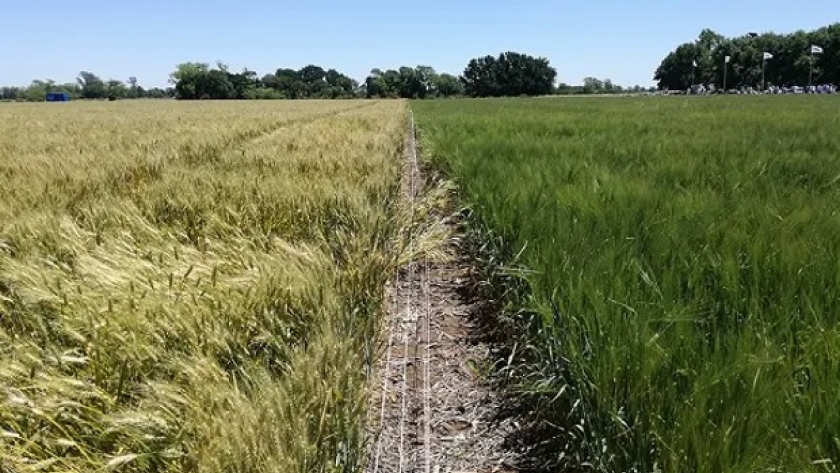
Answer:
1;1;836;88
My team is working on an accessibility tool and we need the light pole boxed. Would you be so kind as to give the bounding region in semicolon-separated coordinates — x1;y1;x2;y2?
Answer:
761;57;765;91
723;55;730;91
691;60;696;89
809;45;824;88
747;32;758;91
761;52;772;92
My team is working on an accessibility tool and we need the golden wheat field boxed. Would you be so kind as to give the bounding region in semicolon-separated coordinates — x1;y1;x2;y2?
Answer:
0;100;407;472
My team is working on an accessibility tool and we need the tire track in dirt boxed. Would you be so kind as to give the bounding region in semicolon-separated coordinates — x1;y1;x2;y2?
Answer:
246;100;379;146
175;101;379;165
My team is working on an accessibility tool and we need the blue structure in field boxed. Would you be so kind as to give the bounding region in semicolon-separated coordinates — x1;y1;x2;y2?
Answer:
45;92;71;102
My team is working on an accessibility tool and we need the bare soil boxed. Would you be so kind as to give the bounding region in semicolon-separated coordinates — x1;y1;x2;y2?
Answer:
366;117;517;473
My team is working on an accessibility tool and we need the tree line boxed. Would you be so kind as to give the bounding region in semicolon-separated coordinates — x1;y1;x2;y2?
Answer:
170;62;359;100
171;52;561;100
1;52;576;101
0;72;173;101
558;78;654;95
655;23;840;90
13;26;835;103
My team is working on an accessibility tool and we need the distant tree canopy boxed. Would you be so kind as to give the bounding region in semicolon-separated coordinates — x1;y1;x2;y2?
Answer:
461;52;557;97
582;77;621;94
1;50;575;102
168;52;559;101
0;72;172;102
170;62;360;100
364;66;464;98
655;23;840;90
364;53;557;99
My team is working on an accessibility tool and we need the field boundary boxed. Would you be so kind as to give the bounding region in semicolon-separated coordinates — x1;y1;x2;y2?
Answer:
367;108;517;473
368;109;423;473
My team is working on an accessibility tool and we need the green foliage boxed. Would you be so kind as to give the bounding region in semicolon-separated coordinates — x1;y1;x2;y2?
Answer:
365;68;400;98
4;50;553;102
461;51;557;97
106;79;129;100
171;63;358;100
656;23;840;89
555;83;583;95
1;80;78;101
433;72;464;97
171;62;210;99
364;66;464;99
414;96;840;473
273;68;303;98
581;77;625;94
0;75;171;102
78;71;107;99
557;78;638;95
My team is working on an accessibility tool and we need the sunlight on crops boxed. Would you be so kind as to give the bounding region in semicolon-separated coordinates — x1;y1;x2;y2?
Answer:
414;96;840;473
0;100;406;472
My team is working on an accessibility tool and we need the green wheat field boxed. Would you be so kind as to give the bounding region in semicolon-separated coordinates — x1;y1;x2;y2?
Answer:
414;96;840;473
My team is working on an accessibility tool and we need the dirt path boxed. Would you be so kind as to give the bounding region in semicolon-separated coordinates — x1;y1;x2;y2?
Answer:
366;113;517;473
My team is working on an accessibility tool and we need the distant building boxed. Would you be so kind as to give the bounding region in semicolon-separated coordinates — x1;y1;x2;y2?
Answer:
45;92;71;102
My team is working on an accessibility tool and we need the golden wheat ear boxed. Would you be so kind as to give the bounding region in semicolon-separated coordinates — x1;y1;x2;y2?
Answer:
0;100;406;472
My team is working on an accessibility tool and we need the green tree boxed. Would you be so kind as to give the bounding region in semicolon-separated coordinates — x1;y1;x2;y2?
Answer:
365;68;401;98
20;80;52;101
461;55;500;97
0;86;21;100
325;68;356;98
127;76;140;98
654;43;701;90
656;23;840;90
77;71;106;99
195;69;233;99
431;73;464;97
582;77;605;94
364;66;465;98
298;65;327;98
229;69;259;99
461;52;557;97
364;69;381;98
106;79;128;100
171;62;210;99
274;68;302;99
398;66;426;98
146;87;169;99
810;23;840;84
261;73;279;90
